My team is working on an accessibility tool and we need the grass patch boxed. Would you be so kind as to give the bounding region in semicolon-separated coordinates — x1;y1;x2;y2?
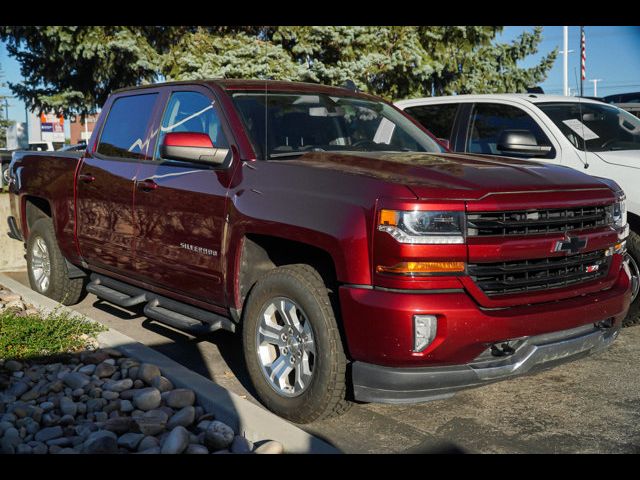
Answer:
0;307;107;361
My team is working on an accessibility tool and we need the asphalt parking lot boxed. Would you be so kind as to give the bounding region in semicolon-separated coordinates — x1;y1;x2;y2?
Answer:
5;270;640;453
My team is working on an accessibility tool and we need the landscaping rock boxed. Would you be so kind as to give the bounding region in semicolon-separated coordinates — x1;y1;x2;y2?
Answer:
94;363;116;378
35;426;63;443
83;430;118;454
254;440;285;454
161;426;190;454
134;409;168;436
151;376;173;392
167;406;195;429
133;388;161;411
136;363;161;385
104;378;133;392
118;432;144;450
165;389;195;409
185;444;208;454
62;373;90;390
4;360;23;372
120;400;134;413
59;397;77;417
137;435;160;452
204;421;234;451
78;364;96;375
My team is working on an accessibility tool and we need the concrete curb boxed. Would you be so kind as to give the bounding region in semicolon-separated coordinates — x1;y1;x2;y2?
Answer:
0;273;340;454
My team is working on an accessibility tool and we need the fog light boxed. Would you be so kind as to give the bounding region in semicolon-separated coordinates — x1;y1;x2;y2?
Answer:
414;315;437;352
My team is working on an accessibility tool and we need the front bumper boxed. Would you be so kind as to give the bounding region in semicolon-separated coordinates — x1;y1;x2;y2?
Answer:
340;262;630;403
352;323;619;403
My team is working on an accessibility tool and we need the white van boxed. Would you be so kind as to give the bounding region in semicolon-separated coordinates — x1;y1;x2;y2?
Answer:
396;94;640;324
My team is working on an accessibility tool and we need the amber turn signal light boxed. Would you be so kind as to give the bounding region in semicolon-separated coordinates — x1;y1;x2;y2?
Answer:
376;261;466;275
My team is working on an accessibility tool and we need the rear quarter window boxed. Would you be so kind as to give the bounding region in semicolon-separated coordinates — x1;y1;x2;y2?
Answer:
97;93;159;159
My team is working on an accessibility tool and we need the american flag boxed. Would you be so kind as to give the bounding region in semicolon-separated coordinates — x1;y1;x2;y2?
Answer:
581;28;586;81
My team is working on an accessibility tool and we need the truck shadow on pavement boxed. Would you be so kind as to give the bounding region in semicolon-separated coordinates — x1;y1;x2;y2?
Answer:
90;298;259;399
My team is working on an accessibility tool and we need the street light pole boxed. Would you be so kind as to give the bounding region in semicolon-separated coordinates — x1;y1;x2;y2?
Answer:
589;79;602;97
563;26;569;96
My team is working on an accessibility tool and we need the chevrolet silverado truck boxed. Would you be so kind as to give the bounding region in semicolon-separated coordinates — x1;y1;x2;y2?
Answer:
5;80;633;423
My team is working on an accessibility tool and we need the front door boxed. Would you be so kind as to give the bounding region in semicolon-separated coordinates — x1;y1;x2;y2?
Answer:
132;88;236;307
76;91;162;277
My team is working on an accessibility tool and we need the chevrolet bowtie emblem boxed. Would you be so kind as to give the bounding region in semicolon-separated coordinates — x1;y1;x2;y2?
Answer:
553;236;588;255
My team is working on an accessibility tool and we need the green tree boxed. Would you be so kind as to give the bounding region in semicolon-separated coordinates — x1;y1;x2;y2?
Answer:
0;26;167;117
419;26;557;96
0;26;557;114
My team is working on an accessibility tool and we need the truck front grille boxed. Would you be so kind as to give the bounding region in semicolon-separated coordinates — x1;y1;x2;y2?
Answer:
468;250;611;296
467;206;610;237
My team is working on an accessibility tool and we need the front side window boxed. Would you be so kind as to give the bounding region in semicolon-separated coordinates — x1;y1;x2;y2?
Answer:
538;102;640;152
403;103;459;142
97;93;159;159
156;91;228;160
231;92;443;160
467;103;553;157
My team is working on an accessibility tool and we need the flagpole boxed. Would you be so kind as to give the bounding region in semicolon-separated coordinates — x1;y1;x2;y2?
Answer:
580;26;585;97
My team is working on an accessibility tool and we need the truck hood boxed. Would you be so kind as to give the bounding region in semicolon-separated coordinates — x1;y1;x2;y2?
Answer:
285;151;610;200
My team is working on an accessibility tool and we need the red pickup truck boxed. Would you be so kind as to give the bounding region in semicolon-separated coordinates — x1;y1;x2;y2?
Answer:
6;80;632;423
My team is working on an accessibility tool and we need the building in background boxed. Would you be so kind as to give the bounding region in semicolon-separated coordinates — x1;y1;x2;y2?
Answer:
26;110;65;149
70;114;98;144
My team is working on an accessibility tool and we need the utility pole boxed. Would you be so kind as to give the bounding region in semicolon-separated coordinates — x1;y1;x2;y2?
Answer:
589;79;602;97
563;26;569;96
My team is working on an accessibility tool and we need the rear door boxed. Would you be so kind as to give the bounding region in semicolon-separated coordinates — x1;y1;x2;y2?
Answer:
76;91;162;276
401;102;461;149
132;86;236;307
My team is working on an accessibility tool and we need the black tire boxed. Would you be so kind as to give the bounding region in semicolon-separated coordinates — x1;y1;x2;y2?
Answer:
623;230;640;327
26;217;85;305
242;264;351;423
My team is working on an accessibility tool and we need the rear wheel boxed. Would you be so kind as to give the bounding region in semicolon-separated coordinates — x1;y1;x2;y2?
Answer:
623;230;640;327
26;217;85;305
242;264;351;423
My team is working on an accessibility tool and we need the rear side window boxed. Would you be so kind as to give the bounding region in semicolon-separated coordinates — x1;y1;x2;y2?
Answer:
97;93;159;159
403;104;459;141
467;103;552;156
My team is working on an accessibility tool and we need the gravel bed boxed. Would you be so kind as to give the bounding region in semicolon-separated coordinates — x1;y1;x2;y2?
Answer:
0;286;284;454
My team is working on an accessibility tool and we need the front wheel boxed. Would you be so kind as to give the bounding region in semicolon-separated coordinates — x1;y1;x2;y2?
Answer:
26;217;85;305
242;264;351;423
623;230;640;327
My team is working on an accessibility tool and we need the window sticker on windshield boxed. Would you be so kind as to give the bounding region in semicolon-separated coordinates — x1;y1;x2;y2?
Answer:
562;119;600;140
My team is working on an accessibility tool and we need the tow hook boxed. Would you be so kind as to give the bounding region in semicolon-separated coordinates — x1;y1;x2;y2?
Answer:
490;342;516;357
595;318;614;330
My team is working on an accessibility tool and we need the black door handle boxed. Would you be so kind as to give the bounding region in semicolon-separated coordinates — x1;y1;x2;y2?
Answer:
78;173;95;183
136;179;158;192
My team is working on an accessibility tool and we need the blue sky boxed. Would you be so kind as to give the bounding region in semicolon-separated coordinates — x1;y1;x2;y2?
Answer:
2;26;640;125
497;26;640;96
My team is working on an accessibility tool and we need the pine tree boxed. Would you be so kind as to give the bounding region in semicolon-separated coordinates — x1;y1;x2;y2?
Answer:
0;26;558;115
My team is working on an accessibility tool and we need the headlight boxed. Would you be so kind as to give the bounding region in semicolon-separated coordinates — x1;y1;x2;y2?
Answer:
613;193;627;229
378;209;465;244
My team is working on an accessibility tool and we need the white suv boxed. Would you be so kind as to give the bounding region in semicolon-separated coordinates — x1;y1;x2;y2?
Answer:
396;94;640;324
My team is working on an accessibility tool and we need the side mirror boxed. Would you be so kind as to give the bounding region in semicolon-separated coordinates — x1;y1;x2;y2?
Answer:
497;130;552;157
160;132;229;165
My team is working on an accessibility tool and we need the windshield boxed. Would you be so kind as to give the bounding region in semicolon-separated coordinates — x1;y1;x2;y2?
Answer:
231;92;444;159
538;102;640;152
